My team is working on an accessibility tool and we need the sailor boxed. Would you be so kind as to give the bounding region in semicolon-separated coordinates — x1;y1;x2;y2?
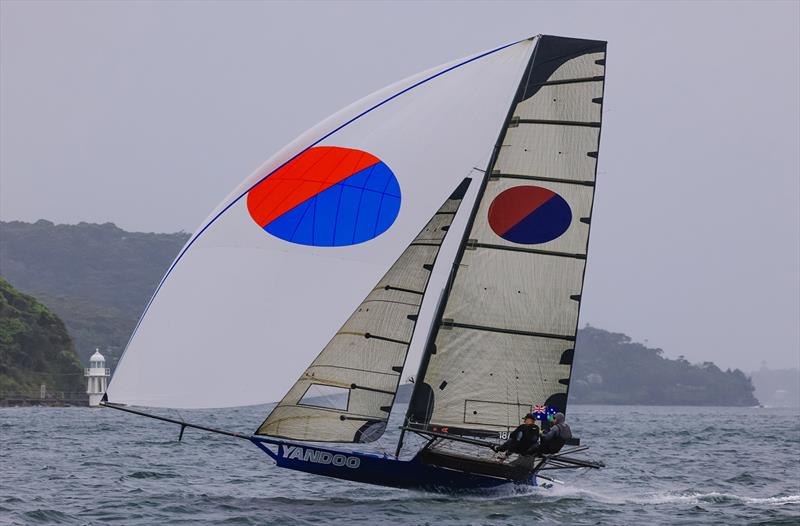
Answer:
530;412;572;455
493;413;540;455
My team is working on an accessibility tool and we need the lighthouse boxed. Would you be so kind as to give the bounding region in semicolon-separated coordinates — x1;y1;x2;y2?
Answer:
85;349;110;407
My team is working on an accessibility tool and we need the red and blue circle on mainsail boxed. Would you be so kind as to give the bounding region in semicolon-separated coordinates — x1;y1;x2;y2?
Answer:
246;146;401;247
488;185;572;244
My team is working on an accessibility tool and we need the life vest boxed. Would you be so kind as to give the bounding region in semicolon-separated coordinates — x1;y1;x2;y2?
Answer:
504;424;540;453
541;422;571;453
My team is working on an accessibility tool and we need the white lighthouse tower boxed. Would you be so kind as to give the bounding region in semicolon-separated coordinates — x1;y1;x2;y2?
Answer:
85;349;110;407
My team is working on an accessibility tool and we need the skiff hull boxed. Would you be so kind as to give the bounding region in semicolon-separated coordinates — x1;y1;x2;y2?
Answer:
251;437;534;492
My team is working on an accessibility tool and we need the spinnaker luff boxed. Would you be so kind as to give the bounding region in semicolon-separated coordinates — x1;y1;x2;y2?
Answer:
105;34;608;491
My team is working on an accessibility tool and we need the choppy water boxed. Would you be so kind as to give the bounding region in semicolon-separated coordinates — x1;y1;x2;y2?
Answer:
1;404;798;525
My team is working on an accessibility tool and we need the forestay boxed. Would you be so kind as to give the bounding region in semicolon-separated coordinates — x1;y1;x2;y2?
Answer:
407;36;607;437
105;39;534;408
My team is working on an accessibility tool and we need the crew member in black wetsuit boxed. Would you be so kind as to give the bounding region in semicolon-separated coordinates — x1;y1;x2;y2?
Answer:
529;412;572;456
493;413;540;455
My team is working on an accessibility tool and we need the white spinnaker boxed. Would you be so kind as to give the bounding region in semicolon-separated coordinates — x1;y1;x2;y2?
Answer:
106;39;534;408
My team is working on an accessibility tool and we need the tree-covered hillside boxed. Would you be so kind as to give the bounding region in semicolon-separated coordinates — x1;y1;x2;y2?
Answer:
0;220;761;406
0;278;84;393
0;220;189;366
571;326;758;406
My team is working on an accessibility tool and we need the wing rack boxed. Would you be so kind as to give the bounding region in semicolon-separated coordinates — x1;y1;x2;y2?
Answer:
403;425;604;483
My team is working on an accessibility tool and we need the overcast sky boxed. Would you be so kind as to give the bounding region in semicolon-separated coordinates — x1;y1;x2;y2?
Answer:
1;1;798;371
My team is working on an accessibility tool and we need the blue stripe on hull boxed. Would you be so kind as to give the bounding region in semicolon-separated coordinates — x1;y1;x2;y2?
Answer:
251;437;531;492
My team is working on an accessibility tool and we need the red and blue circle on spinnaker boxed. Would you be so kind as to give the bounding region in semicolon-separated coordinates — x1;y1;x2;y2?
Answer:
488;185;572;244
246;146;401;247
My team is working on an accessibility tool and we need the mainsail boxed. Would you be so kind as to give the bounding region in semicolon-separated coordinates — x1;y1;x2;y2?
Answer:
406;35;607;437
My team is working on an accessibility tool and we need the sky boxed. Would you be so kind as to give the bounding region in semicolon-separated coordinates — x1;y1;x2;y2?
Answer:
1;1;798;372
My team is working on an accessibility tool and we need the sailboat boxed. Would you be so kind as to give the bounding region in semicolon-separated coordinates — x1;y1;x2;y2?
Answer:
104;34;607;491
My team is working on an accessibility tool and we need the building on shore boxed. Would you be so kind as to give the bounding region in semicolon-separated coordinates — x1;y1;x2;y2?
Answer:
85;349;110;407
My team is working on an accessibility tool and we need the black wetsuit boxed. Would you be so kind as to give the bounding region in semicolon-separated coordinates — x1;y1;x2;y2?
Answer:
530;422;572;455
496;424;540;455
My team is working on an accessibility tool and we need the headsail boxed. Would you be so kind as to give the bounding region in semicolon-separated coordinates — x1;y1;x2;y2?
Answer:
105;39;535;408
406;35;607;437
257;180;470;443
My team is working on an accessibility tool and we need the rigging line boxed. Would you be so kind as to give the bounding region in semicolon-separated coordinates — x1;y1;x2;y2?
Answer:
101;403;250;441
534;353;547;418
175;408;186;427
331;184;345;244
515;366;521;430
506;382;512;432
371;169;396;237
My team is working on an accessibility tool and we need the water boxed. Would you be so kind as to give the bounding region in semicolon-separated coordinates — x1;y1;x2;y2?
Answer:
1;404;798;525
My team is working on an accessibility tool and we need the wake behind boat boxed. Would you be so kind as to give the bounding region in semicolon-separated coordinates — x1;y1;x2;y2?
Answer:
103;34;608;492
